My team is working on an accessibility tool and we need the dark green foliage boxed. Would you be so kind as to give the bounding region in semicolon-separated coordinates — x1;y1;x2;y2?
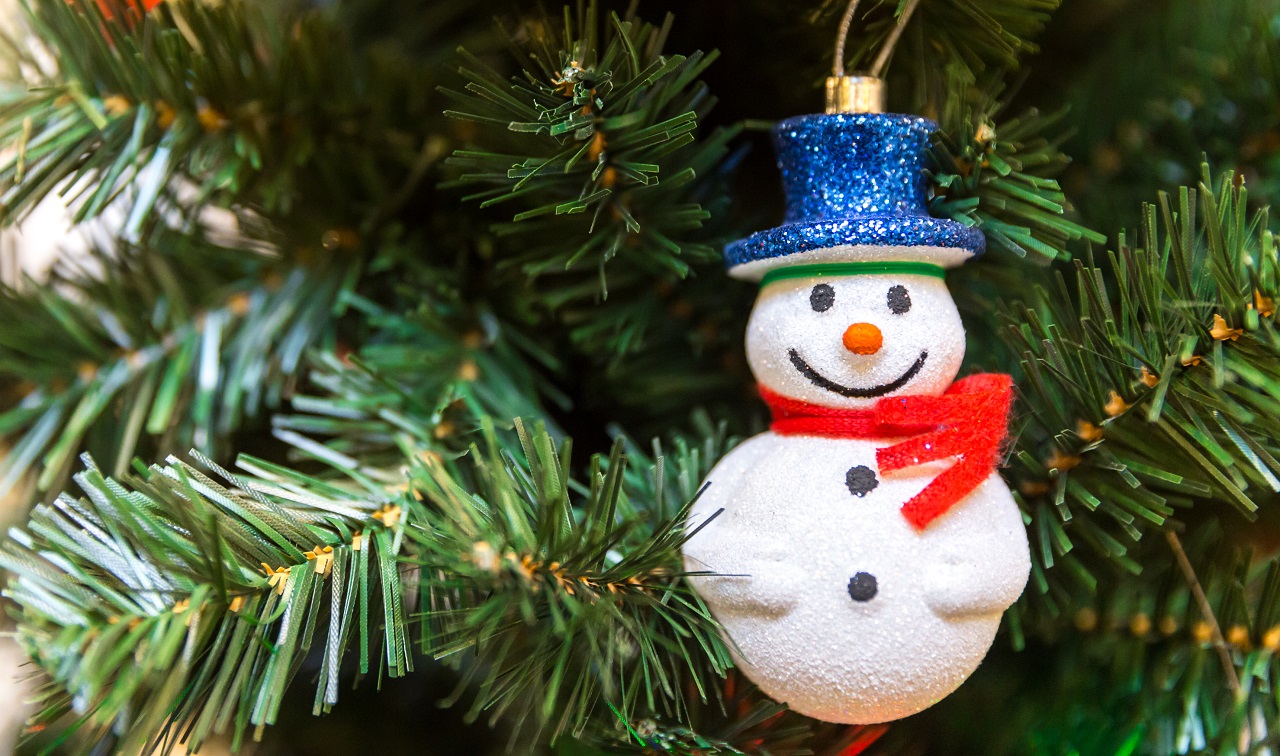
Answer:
1;415;738;751
929;77;1105;263
561;270;755;437
1052;541;1280;754
904;528;1280;755
442;3;739;296
275;291;564;469
1009;169;1280;606
3;0;1280;753
1050;0;1280;234
0;0;441;236
580;677;887;755
953;530;1280;755
0;0;484;503
818;0;1059;112
438;1;753;433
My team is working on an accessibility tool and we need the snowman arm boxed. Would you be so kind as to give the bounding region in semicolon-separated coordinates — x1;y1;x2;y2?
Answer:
685;511;805;618
922;553;1027;618
684;434;806;617
920;476;1031;618
685;548;804;617
685;513;804;618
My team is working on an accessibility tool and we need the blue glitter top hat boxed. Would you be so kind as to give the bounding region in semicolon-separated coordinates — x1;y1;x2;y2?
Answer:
726;113;985;281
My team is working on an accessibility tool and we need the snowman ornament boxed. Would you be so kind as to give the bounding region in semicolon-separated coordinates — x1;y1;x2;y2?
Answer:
684;108;1031;724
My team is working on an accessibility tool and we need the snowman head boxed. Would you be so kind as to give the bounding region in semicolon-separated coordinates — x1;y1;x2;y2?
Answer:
745;261;964;408
724;114;985;407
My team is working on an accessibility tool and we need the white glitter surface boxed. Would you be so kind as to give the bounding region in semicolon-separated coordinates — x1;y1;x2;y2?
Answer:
683;270;1031;724
746;273;965;409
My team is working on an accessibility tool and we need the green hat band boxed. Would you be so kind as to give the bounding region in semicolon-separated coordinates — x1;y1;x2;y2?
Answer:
759;262;947;288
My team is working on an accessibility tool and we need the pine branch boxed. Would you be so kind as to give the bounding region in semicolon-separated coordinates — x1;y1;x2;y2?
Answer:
274;291;566;473
408;418;732;744
5;394;738;752
0;228;353;496
2;450;415;754
1;0;444;235
929;74;1105;264
277;326;744;741
270;296;747;741
433;1;751;433
440;2;739;298
1007;167;1280;613
545;270;754;435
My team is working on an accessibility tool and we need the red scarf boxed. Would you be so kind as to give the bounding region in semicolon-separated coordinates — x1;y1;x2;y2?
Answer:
760;374;1014;530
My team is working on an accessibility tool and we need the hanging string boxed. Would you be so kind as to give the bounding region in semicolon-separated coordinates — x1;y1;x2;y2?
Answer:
832;0;864;78
831;0;924;79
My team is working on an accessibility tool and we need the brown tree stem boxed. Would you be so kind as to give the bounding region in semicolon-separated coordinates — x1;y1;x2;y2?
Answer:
1165;529;1243;700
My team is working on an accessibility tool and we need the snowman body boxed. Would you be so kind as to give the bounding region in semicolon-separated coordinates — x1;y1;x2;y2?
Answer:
684;270;1031;724
686;433;1028;724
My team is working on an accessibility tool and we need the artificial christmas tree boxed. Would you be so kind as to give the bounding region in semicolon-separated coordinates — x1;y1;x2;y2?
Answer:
0;0;1278;753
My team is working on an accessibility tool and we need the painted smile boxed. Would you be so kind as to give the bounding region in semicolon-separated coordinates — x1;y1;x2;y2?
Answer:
788;348;929;398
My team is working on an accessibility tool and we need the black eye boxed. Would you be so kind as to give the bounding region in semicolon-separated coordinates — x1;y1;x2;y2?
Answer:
810;284;835;312
887;285;911;314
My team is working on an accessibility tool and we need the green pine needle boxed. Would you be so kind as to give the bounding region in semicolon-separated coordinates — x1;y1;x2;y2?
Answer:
2;450;414;753
819;0;1059;111
0;229;353;497
929;76;1105;264
1010;529;1280;754
1009;166;1280;604
278;290;564;454
441;2;738;298
1;0;441;234
579;673;876;755
407;418;732;743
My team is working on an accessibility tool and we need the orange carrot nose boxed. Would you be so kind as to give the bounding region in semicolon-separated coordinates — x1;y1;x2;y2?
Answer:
843;322;883;355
